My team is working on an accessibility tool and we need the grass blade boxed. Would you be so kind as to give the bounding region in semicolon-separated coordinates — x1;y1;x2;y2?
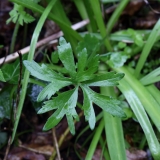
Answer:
85;119;104;160
135;19;160;78
101;87;127;160
119;79;160;159
11;0;57;143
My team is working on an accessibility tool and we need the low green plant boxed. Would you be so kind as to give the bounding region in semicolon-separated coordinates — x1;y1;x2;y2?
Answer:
1;0;160;159
24;36;126;134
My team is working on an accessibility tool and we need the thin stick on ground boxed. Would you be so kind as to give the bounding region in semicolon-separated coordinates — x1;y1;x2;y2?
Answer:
51;128;61;160
49;112;84;160
3;136;12;160
0;19;89;65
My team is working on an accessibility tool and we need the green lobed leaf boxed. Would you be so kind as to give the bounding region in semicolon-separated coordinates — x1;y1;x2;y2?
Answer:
58;37;76;76
0;88;12;121
56;88;78;119
81;86;96;129
77;48;88;73
6;3;35;25
42;88;78;131
1;56;26;84
0;69;5;82
38;89;77;114
85;71;124;87
76;34;100;58
37;80;72;102
66;114;75;135
51;50;59;64
43;111;63;131
87;54;99;71
76;68;96;82
23;60;65;82
82;86;126;118
107;52;129;68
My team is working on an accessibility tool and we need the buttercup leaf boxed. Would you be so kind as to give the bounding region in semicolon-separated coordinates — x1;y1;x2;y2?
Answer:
82;86;126;118
77;48;87;73
38;89;77;114
41;88;78;132
25;36;125;134
82;86;96;129
37;80;72;102
58;37;76;76
24;60;64;82
85;71;124;86
6;3;35;25
66;114;75;135
43;111;63;131
107;52;129;68
77;34;100;57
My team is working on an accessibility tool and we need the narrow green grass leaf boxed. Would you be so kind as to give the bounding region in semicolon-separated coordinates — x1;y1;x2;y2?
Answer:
11;0;57;143
85;119;104;160
58;37;76;76
140;67;160;85
104;112;127;160
146;85;160;106
135;19;160;78
119;79;160;159
73;0;92;32
116;66;160;132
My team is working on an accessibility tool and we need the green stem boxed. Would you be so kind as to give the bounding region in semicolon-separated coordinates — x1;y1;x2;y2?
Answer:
101;87;127;160
85;119;104;160
146;85;160;106
99;137;110;160
73;0;92;32
10;22;20;53
106;0;129;35
11;0;58;143
28;78;46;87
47;0;77;52
139;135;147;150
99;64;126;160
135;19;160;78
89;0;112;51
83;0;98;32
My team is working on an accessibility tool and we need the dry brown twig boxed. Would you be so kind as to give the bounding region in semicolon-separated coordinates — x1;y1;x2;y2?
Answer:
0;19;89;65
